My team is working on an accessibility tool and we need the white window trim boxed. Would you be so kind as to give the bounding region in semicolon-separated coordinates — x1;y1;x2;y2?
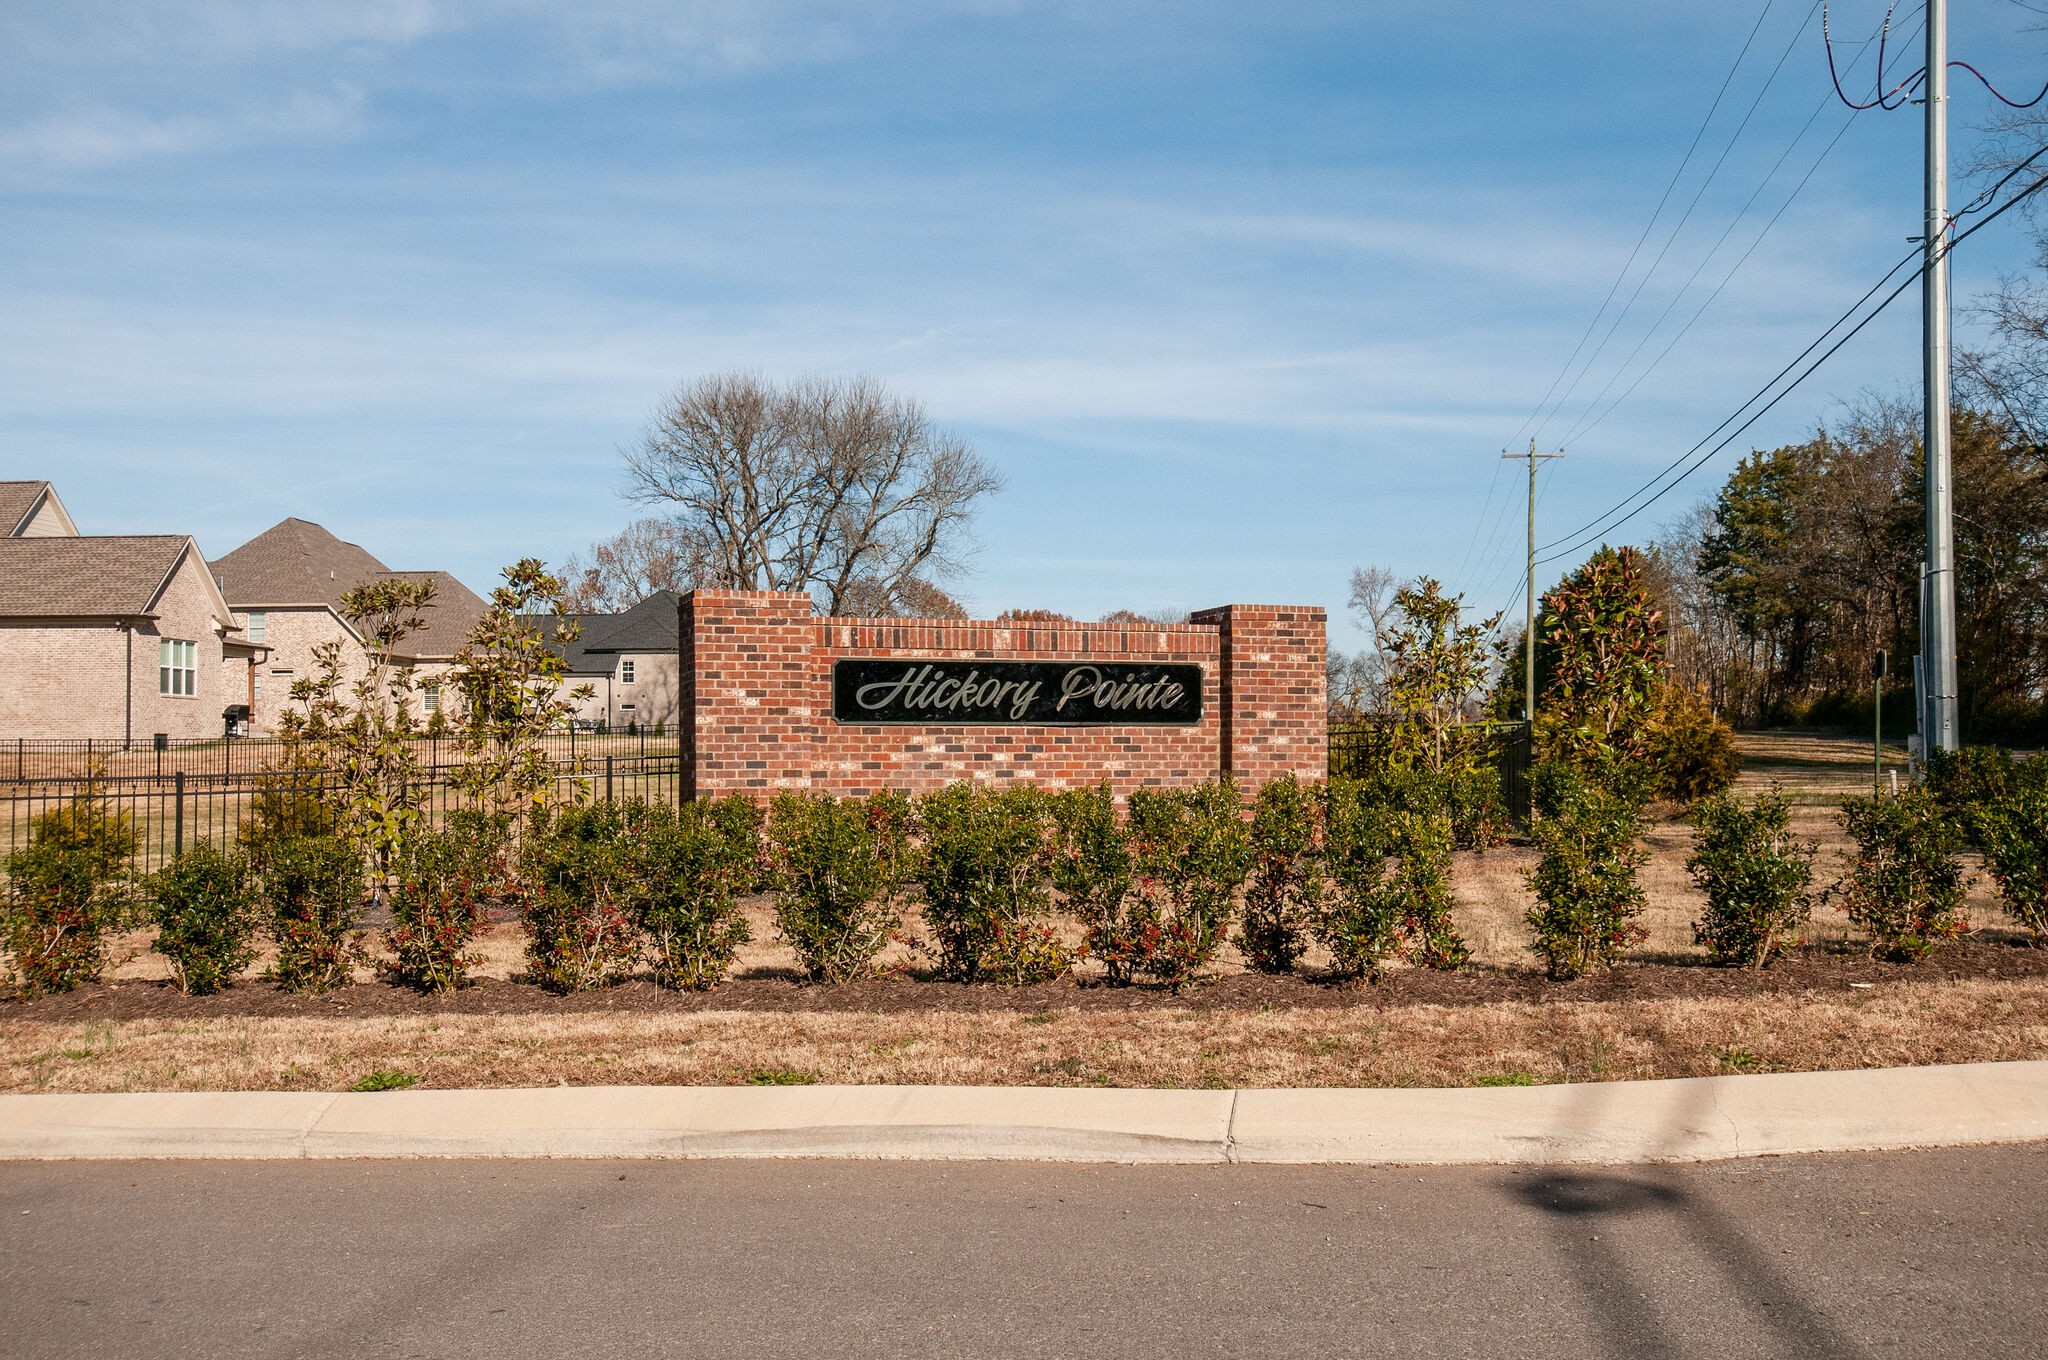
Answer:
159;638;198;698
621;659;636;684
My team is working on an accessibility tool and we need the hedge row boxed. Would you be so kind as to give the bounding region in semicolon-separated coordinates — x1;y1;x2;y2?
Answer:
7;753;2044;998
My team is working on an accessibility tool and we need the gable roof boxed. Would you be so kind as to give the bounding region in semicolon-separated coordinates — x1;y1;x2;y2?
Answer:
517;612;612;674
580;590;680;655
212;517;392;610
0;536;231;624
0;481;76;538
374;570;489;660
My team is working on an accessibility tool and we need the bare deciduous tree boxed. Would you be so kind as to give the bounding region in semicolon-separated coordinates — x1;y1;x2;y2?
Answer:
1337;564;1403;716
622;372;1001;615
558;517;710;614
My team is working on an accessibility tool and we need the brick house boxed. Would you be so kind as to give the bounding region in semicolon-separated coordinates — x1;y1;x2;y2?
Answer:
210;518;487;733
529;590;682;730
0;508;250;742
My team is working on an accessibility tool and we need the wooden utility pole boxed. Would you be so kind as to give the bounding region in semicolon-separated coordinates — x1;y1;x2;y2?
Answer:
1503;441;1564;723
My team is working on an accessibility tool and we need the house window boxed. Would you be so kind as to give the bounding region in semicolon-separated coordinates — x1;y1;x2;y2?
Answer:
159;639;197;697
246;611;266;643
423;684;440;714
621;660;636;684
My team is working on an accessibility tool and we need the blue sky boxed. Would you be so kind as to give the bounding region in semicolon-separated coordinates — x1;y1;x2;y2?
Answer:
4;1;2044;651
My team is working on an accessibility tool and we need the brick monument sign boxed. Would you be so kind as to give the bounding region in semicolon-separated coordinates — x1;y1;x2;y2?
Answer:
677;590;1326;799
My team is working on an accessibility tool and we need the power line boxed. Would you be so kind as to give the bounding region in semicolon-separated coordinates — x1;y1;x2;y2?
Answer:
1536;139;2048;558
1553;11;1928;448
1500;0;1782;456
1529;162;2048;570
1531;0;1822;446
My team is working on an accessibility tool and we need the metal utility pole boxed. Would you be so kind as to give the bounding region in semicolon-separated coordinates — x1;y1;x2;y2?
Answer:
1504;441;1564;722
1922;0;1961;752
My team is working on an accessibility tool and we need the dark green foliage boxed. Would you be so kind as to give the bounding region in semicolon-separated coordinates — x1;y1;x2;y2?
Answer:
1644;686;1741;805
516;803;641;992
1687;788;1814;967
235;778;337;870
261;834;367;992
914;783;1071;984
1316;779;1463;980
2;787;137;994
1922;746;2035;844
1524;768;1649;980
21;786;138;886
1238;774;1324;974
1837;790;1969;962
1049;783;1142;984
383;810;510;992
1976;783;2048;942
1123;780;1253;990
626;796;763;990
146;843;260;994
766;790;913;983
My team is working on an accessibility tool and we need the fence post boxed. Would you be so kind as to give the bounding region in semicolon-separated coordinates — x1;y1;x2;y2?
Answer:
1502;722;1532;825
14;738;20;783
173;770;185;858
605;755;614;804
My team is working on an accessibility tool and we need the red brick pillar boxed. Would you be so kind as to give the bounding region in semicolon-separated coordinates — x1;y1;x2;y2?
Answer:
1188;604;1327;789
678;589;819;798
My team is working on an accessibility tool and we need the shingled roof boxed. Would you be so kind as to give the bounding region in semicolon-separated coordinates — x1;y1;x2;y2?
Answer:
1;481;75;537
212;518;487;660
374;570;489;660
580;590;680;654
212;518;390;612
0;536;221;621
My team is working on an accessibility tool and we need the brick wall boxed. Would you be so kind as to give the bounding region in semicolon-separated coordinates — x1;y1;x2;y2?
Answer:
679;590;1325;800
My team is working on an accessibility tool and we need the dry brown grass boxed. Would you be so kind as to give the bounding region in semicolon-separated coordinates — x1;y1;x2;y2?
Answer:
8;975;2044;1094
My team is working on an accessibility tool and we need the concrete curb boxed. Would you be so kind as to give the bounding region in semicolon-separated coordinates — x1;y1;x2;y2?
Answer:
1;1062;2043;1165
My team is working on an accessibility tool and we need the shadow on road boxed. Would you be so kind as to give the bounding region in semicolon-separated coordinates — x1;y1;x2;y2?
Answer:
1501;1078;1875;1360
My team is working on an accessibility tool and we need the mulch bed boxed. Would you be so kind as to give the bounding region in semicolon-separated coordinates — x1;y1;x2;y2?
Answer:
9;937;2047;1024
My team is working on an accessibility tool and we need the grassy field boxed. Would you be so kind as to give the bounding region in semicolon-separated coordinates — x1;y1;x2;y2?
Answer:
4;730;2042;1094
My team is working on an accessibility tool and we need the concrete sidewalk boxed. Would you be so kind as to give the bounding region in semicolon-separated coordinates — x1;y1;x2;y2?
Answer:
2;1061;2044;1164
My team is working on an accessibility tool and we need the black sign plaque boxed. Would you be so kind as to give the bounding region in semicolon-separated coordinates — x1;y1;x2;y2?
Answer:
832;659;1203;726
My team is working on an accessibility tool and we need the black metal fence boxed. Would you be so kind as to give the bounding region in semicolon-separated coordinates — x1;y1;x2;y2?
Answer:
1328;719;1532;821
1;755;684;881
1;728;682;783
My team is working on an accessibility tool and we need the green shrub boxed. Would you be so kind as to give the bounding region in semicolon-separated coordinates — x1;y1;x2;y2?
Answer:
1442;766;1512;850
1524;768;1648;980
767;790;913;983
517;802;641;992
1643;686;1740;805
626;796;763;990
1;787;137;993
4;843;113;994
146;843;261;994
261;833;367;992
1316;780;1463;980
236;775;337;869
1238;774;1324;974
1123;780;1253;991
383;811;510;992
1922;746;2018;842
1686;788;1814;967
914;783;1070;984
1837;789;1968;962
1049;783;1143;985
1977;785;2048;943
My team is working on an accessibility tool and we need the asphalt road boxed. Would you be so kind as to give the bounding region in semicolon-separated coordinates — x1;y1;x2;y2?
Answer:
3;1144;2044;1359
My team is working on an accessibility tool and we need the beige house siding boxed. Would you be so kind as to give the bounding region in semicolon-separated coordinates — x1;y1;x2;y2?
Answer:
18;497;75;538
223;609;468;734
603;653;680;729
